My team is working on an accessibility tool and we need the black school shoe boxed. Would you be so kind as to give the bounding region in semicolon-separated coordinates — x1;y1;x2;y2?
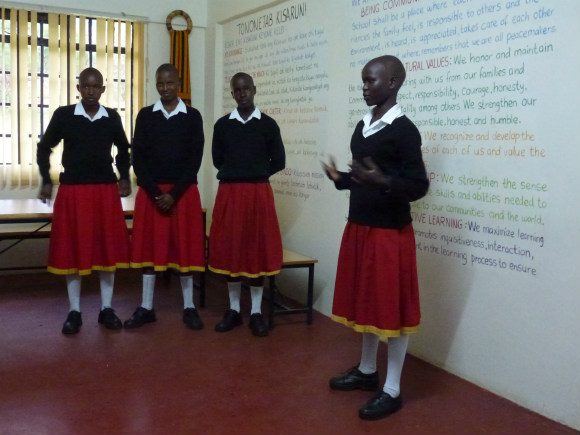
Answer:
183;308;204;330
214;309;242;332
98;308;123;330
358;391;402;420
62;311;82;335
248;313;268;337
124;307;157;329
329;366;380;391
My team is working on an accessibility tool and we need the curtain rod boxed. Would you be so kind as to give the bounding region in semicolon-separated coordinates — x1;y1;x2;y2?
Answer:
0;2;207;27
1;2;146;21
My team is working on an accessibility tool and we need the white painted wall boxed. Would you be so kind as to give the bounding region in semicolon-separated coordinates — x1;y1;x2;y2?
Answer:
204;0;580;431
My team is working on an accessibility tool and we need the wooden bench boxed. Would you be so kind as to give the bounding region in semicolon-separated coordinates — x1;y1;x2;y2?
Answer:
0;223;53;271
199;248;317;328
201;223;317;327
268;249;317;329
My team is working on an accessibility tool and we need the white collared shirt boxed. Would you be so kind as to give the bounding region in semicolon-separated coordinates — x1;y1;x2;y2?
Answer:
152;98;187;119
229;107;261;124
361;104;403;138
74;102;109;122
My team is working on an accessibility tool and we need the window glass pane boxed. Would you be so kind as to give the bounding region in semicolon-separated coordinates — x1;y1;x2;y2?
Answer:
43;74;50;102
1;137;13;163
119;73;126;102
90;18;96;43
114;20;119;47
4;72;11;105
120;22;126;46
0;70;5;102
0;111;10;134
1;46;9;72
85;18;90;43
74;16;79;47
42;107;49;132
42;46;49;73
35;45;41;74
4;17;12;41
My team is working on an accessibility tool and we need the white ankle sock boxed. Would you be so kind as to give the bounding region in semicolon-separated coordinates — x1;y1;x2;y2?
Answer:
383;335;410;398
99;271;114;309
358;333;379;374
250;286;263;314
142;273;156;310
180;275;195;309
227;281;241;312
66;274;81;312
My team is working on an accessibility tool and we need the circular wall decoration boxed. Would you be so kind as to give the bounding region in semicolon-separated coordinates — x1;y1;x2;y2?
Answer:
166;10;193;32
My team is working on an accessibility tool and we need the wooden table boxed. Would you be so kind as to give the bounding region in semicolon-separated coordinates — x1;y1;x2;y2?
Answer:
0;197;136;272
0;197;135;224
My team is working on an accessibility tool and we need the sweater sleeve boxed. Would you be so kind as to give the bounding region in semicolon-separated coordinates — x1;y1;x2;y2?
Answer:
169;110;205;201
212;120;225;171
268;120;286;176
333;171;353;190
111;111;130;180
385;127;429;202
132;109;162;198
37;108;64;185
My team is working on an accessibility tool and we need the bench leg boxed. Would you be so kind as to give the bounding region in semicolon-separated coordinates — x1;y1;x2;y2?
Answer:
269;275;276;329
307;264;314;324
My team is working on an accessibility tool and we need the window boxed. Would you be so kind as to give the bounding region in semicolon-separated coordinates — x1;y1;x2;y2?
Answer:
0;8;145;187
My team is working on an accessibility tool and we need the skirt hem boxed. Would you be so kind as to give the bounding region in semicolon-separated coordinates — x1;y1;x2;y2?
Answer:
130;262;205;273
331;314;419;339
47;263;130;276
208;265;280;278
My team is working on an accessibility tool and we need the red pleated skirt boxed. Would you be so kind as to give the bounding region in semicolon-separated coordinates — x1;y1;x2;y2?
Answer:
208;182;282;278
48;183;130;276
130;184;205;273
331;221;421;339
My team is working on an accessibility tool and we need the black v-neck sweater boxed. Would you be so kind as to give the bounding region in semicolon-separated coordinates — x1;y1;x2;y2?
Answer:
131;105;204;200
334;116;429;228
37;105;130;185
212;113;285;182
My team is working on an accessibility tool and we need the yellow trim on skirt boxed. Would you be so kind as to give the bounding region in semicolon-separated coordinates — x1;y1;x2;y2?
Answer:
208;265;280;278
130;262;205;273
331;314;419;339
47;263;130;276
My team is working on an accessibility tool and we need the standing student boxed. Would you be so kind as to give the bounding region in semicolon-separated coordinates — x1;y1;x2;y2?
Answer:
125;63;205;330
37;67;131;335
322;55;429;420
209;72;285;337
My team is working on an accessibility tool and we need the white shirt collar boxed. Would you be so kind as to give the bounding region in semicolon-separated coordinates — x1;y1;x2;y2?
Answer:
152;98;187;119
74;102;109;122
229;107;261;124
362;104;403;138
